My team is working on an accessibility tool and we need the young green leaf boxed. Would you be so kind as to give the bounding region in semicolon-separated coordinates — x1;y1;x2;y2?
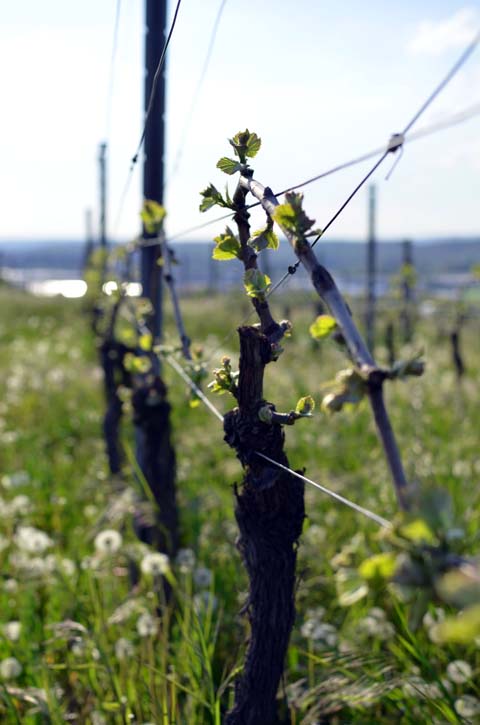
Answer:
216;157;242;175
138;332;153;352
123;353;152;374
243;269;271;299
208;356;238;397
212;227;241;261
228;129;262;163
309;314;337;340
272;191;315;239
321;369;366;414
295;395;315;417
245;131;261;158
248;225;279;252
199;184;231;212
358;552;397;580
432;604;480;644
141;200;166;234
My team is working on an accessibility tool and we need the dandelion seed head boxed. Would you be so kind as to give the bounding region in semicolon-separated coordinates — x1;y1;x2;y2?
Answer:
2;471;30;489
91;712;107;725
301;621;337;647
136;612;158;637
193;567;212;588
0;657;22;679
140;552;169;576
15;525;53;554
4;621;21;641
447;660;472;684
403;676;430;698
175;548;195;573
94;529;122;555
71;639;86;657
455;695;480;718
115;637;134;661
423;607;445;631
10;494;32;515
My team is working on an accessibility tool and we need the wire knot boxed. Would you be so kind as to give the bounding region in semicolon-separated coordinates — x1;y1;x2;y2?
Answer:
387;133;405;153
385;133;405;180
288;263;299;276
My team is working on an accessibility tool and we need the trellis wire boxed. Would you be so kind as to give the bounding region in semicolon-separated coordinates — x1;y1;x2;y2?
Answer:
104;0;122;142
164;354;393;529
112;0;184;235
166;0;229;187
138;99;480;250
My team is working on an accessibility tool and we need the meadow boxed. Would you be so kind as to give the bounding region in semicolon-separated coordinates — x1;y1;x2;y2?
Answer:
1;280;480;724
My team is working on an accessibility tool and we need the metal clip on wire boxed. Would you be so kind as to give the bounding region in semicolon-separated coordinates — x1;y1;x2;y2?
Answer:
385;132;405;180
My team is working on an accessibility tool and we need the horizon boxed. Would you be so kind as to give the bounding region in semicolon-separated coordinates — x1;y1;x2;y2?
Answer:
1;2;479;242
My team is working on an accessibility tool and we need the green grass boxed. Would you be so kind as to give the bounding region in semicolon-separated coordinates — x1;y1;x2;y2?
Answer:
0;284;480;723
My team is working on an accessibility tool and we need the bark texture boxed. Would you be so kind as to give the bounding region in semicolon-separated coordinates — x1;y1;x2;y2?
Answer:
224;326;305;725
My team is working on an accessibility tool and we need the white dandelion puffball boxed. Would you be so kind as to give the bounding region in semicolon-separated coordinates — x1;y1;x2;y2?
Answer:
455;695;480;718
136;612;158;637
15;525;53;554
3;621;21;642
175;548;195;573
94;529;122;555
115;637;134;661
0;657;22;679
193;567;213;588
447;660;472;684
140;552;169;576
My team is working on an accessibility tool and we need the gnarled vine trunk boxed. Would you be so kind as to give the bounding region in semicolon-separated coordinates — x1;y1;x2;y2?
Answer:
224;326;304;724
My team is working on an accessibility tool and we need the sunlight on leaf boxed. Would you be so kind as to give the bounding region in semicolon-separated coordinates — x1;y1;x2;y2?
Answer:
309;315;337;340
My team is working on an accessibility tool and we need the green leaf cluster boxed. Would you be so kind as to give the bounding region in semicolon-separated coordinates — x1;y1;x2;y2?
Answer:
212;227;241;261
199;184;233;213
248;222;279;253
321;369;366;414
123;352;152;375
271;191;316;240
216;157;242;176
227;129;261;164
243;269;271;300
309;314;337;340
141;199;166;235
294;395;315;417
208;356;238;397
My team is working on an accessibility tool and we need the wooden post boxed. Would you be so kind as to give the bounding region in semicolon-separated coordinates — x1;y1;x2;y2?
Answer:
82;208;94;277
400;239;414;343
133;0;179;558
141;0;167;341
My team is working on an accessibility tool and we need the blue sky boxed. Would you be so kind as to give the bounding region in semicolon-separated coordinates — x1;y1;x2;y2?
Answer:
0;1;479;243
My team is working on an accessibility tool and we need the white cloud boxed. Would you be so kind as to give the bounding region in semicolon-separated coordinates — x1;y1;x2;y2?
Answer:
408;8;478;56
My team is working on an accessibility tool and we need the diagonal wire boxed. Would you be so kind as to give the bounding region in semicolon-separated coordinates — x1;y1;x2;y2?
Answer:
166;0;229;188
402;29;480;135
105;0;122;142
137;98;480;366
165;354;224;422
268;29;480;296
112;0;184;236
133;0;184;165
140;100;480;249
164;354;392;529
